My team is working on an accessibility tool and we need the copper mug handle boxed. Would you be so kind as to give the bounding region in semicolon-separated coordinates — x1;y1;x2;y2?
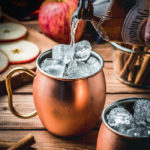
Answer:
6;67;37;119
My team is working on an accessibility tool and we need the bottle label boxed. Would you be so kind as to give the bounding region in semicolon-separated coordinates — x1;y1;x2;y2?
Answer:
122;0;149;45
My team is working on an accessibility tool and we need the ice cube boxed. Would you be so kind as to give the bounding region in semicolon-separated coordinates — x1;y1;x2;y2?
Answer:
133;99;150;126
117;124;132;134
74;40;91;61
87;56;101;75
127;126;148;137
146;103;150;123
41;58;66;77
52;44;74;64
65;60;90;78
107;106;133;128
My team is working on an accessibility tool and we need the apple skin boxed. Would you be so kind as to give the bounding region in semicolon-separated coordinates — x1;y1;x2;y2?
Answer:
0;33;27;43
0;23;27;42
0;51;9;73
9;51;40;64
38;0;86;44
0;61;8;73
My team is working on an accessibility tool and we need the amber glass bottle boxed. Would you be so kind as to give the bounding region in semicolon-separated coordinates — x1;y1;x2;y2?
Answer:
73;0;149;46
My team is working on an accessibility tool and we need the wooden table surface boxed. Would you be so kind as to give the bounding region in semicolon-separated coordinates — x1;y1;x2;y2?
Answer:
0;21;150;150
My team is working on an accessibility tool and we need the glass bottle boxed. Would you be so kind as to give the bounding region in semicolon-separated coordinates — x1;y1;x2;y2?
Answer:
73;0;150;46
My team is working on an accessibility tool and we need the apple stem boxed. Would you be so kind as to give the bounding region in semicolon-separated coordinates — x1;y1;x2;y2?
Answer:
56;0;64;2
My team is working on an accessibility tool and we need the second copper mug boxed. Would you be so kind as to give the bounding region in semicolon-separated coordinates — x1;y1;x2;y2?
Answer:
6;49;106;137
97;97;150;150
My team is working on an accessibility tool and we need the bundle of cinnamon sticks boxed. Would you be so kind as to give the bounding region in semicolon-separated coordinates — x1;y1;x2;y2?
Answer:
113;44;150;87
0;134;40;150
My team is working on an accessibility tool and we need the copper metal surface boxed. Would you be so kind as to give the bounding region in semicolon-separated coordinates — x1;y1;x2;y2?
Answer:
6;50;106;137
97;98;150;150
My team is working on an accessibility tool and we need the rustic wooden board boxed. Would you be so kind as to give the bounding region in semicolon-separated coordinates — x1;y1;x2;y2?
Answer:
0;15;57;95
0;130;97;150
0;93;150;129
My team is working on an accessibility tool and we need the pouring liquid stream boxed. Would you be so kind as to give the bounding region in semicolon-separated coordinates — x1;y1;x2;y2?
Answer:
70;17;79;48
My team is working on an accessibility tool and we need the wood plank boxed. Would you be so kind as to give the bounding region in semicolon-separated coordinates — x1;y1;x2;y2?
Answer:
0;130;97;150
14;62;150;94
0;94;150;129
21;20;41;32
0;95;43;129
105;93;150;107
92;42;113;62
14;84;33;93
0;94;150;149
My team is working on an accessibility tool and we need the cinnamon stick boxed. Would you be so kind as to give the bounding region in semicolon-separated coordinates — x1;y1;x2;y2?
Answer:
127;54;142;83
119;45;138;79
7;134;35;150
128;70;134;82
134;55;150;85
0;140;15;149
135;55;141;66
0;139;40;150
114;44;150;86
0;141;39;150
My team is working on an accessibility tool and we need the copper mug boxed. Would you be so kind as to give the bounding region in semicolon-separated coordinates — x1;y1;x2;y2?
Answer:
6;49;106;137
97;97;150;150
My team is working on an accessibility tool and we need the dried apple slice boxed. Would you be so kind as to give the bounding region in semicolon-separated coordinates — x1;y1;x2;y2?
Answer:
0;50;9;73
0;22;27;42
0;40;40;64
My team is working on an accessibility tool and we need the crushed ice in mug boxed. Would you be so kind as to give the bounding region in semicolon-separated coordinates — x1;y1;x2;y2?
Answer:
107;106;133;128
133;99;150;126
41;58;66;77
106;99;150;137
65;60;90;78
87;56;101;75
40;40;101;79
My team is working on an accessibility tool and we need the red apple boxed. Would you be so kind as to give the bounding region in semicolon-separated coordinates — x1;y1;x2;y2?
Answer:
38;0;86;44
0;50;9;73
0;22;27;42
0;40;40;64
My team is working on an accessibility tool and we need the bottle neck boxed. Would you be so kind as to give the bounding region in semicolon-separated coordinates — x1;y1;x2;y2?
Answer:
73;0;93;21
